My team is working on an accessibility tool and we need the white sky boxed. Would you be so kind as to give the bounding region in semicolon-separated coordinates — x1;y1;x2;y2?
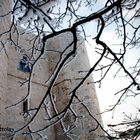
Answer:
86;31;140;129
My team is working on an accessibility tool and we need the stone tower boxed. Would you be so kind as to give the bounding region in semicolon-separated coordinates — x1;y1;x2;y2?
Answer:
0;0;104;140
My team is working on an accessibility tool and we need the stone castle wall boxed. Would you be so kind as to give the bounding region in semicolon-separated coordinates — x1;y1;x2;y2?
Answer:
0;0;104;139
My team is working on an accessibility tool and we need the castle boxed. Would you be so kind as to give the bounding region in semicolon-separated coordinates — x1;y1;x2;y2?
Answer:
0;0;104;139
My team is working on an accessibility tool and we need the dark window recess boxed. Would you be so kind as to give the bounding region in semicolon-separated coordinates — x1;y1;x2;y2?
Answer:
18;56;31;72
23;99;28;114
137;85;140;90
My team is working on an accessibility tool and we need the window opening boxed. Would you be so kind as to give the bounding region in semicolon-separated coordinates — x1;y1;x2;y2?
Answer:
23;99;29;118
18;55;31;72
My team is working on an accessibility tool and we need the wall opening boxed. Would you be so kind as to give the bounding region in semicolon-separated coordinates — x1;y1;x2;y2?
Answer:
23;99;29;118
17;54;31;73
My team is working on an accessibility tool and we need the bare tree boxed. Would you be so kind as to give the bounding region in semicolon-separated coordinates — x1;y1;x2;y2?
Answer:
0;0;140;139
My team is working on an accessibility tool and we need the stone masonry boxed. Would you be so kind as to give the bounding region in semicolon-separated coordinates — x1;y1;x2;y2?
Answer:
0;0;104;139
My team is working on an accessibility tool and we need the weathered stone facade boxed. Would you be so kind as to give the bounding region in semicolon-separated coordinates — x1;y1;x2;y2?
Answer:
0;0;104;139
